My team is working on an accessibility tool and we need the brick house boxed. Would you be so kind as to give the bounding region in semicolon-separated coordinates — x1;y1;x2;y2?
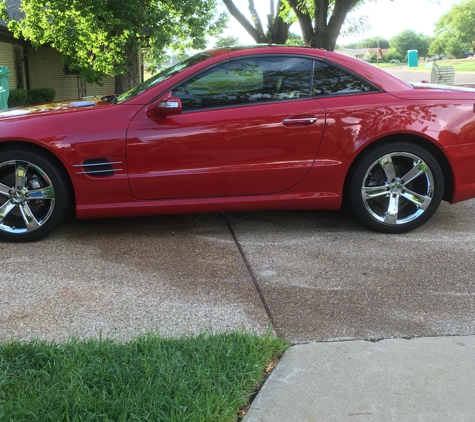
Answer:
0;0;115;101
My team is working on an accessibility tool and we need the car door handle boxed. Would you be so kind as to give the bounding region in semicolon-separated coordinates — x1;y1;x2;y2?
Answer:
282;117;318;126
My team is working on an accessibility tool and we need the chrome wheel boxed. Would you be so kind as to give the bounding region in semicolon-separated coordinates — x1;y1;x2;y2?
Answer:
0;149;70;242
348;142;444;233
0;160;56;234
361;152;434;225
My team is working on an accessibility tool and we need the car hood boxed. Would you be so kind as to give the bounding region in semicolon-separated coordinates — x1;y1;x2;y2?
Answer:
391;83;475;100
0;97;112;121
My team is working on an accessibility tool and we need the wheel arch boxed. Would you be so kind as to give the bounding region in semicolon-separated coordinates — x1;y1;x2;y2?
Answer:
344;134;454;203
0;140;76;210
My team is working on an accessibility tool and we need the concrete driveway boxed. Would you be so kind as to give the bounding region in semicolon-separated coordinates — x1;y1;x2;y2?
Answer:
2;199;475;344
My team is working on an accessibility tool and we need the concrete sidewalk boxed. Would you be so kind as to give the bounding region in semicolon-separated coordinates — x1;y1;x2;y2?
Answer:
244;335;475;421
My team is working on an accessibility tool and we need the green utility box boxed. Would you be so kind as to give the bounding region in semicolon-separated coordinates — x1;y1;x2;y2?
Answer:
0;66;10;110
407;50;418;68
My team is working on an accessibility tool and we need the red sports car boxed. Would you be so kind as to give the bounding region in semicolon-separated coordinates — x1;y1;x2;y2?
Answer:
1;45;475;241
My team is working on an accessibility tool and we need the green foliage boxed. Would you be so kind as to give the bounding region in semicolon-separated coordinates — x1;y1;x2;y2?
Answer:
7;89;28;108
390;29;431;58
435;0;475;46
445;38;465;59
0;332;287;421
356;37;389;49
7;88;55;107
383;48;403;62
272;0;372;49
27;87;56;105
0;0;7;21
285;31;305;46
429;0;475;58
428;35;448;56
213;35;240;48
8;0;227;83
339;42;358;49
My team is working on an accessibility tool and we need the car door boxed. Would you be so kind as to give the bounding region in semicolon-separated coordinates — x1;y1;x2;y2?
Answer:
126;55;326;200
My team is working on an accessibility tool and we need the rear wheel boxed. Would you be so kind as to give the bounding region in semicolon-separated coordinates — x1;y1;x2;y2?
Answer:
0;148;70;242
348;142;444;233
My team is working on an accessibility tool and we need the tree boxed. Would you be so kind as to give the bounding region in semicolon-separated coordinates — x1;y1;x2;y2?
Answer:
383;48;403;62
222;0;291;44
213;35;240;48
356;37;389;49
429;0;475;57
286;31;305;46
390;29;431;58
0;0;7;21
445;37;465;59
8;0;227;93
223;0;377;50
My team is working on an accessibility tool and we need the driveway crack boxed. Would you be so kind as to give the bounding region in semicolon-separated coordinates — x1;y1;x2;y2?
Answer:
222;213;281;337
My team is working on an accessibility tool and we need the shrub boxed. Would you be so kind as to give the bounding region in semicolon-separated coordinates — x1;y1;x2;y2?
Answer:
27;87;56;105
7;89;28;108
7;88;56;108
383;49;404;63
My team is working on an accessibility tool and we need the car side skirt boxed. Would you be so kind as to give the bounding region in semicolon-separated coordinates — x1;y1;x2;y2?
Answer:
75;181;343;219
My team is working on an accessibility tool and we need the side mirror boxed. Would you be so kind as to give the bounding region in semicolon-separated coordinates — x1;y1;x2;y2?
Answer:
153;97;183;116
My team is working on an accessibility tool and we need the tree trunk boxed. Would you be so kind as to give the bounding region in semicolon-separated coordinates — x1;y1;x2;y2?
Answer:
222;0;267;43
222;0;360;51
222;0;290;44
287;0;360;51
114;44;141;94
267;1;291;44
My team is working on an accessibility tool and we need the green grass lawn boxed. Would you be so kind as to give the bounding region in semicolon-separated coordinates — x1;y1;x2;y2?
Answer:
374;59;475;72
0;332;287;421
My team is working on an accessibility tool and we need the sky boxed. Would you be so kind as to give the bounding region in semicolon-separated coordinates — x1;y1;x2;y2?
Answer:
221;0;463;45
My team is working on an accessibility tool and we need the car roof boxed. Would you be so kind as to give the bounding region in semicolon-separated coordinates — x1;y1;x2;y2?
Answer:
202;45;411;93
126;45;412;105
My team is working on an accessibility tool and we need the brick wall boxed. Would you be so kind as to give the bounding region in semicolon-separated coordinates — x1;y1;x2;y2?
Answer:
0;40;18;89
28;46;115;101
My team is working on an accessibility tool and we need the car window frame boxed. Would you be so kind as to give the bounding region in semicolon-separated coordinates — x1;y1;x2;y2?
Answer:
156;54;384;113
314;59;383;98
167;54;318;113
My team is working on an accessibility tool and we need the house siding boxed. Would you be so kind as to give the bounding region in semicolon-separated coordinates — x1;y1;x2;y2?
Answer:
27;46;115;101
0;40;19;89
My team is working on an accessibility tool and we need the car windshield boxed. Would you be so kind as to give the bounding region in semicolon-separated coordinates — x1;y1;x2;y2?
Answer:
116;52;214;104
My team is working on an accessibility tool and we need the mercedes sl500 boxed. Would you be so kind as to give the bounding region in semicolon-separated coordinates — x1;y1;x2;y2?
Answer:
1;45;475;241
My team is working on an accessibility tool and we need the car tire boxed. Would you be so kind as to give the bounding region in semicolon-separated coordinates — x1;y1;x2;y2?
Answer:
347;142;444;233
0;147;71;242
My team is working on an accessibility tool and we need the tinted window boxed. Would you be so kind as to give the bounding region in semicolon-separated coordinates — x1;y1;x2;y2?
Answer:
172;57;313;110
116;53;213;103
312;61;374;96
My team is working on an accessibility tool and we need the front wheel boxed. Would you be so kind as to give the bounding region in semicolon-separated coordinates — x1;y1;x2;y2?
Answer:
0;148;70;242
347;142;444;233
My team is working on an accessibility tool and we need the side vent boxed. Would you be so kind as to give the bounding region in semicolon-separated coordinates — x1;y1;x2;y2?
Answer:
73;158;122;177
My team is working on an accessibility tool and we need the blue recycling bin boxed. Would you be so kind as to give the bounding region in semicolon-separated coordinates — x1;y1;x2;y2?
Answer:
0;66;10;110
407;50;418;68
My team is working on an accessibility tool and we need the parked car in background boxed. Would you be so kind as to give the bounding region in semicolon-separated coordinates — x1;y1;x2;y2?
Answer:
426;55;446;61
2;45;475;241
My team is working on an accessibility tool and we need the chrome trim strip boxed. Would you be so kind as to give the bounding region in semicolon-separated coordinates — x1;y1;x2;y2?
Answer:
75;168;123;175
73;161;122;168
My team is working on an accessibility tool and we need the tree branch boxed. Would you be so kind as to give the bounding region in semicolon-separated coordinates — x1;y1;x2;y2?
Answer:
286;0;315;46
327;0;359;49
222;0;267;43
248;0;266;41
